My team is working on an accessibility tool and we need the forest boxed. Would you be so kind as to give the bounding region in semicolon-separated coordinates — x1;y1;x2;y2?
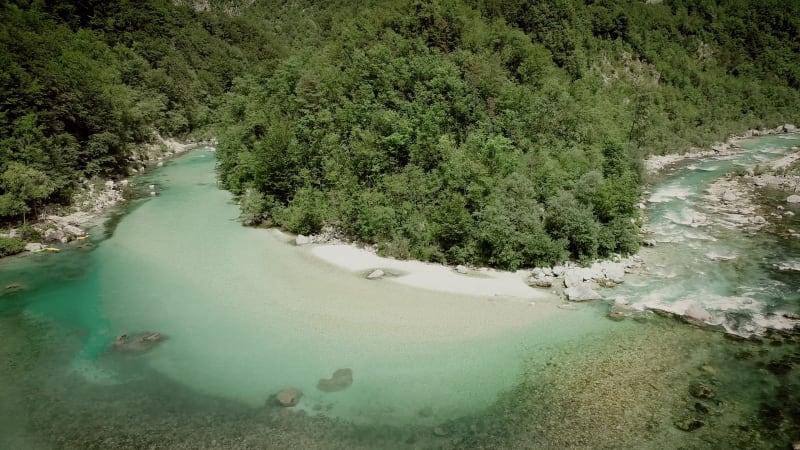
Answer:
1;0;799;266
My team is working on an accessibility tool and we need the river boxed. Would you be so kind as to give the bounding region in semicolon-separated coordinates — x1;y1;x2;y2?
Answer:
0;136;798;449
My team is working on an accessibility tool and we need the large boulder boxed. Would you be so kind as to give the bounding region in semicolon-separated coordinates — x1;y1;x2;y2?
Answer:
564;284;603;302
563;268;588;288
782;124;796;133
43;229;65;243
599;261;625;284
787;195;800;204
317;368;353;392
274;388;303;407
295;234;311;245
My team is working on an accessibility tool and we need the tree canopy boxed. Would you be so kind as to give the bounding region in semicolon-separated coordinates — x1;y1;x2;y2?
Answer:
1;0;798;268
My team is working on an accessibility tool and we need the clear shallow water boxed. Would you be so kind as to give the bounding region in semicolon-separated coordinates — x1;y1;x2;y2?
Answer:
1;139;799;449
0;150;613;430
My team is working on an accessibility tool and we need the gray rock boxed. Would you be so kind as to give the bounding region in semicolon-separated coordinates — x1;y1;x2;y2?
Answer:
643;239;656;247
295;235;311;246
43;229;65;243
600;261;625;284
782;124;796;133
529;275;554;288
455;265;469;274
63;224;86;238
552;265;565;276
752;215;766;225
563;268;587;288
721;189;737;202
787;195;800;204
367;269;385;279
564;284;602;302
24;243;44;252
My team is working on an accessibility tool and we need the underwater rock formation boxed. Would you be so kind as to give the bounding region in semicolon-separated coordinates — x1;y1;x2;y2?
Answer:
317;368;353;392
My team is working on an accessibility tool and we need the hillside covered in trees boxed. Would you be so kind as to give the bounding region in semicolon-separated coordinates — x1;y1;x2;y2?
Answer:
1;0;799;267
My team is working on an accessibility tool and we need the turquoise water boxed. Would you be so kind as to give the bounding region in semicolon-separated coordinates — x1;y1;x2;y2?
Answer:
1;138;799;449
0;150;614;442
615;134;800;335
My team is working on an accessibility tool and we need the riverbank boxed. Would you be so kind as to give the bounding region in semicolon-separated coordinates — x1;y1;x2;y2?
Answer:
291;228;645;307
0;137;214;257
644;124;797;175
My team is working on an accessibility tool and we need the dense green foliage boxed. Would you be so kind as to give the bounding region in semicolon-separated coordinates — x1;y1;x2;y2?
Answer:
0;0;276;222
1;0;799;268
0;236;25;257
215;0;799;268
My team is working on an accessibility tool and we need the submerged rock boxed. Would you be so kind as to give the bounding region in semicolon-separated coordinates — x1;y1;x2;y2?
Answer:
694;402;709;414
3;283;27;295
690;383;715;399
675;418;705;432
317;368;353;392
274;388;303;407
607;312;626;321
108;332;166;354
433;426;450;437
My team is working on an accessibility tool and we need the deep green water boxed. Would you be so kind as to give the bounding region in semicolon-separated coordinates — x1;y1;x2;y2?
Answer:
1;139;799;449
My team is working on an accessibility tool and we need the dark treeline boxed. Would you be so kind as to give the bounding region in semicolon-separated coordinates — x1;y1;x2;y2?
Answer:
1;0;799;267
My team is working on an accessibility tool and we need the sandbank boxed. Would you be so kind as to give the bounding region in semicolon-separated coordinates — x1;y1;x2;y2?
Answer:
306;241;556;302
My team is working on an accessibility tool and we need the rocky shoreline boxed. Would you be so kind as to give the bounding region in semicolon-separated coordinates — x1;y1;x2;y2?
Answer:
0;135;215;256
644;123;797;175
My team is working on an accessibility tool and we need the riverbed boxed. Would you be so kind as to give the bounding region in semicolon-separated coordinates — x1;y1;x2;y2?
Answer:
0;136;798;449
